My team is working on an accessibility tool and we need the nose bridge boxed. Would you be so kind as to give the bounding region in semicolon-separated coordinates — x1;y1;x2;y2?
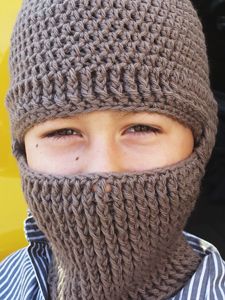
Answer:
85;134;120;173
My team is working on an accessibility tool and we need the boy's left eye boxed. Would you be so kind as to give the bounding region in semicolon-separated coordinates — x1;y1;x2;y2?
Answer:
124;124;161;135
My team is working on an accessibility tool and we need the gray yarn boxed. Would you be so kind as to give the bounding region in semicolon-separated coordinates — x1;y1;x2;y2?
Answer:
19;152;201;299
6;0;217;150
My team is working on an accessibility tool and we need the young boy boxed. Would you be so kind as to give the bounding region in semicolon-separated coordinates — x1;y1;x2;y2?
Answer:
1;0;225;299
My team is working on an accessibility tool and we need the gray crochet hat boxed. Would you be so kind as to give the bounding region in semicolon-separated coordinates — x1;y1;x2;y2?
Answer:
6;0;217;156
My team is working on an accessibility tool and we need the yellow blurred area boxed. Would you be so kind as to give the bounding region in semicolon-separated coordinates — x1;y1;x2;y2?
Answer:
0;1;28;261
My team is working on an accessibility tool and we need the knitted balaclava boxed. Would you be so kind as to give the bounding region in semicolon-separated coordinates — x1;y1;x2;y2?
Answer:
6;0;218;299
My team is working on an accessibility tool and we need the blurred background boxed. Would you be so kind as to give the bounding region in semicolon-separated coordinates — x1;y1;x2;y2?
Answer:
0;1;27;261
186;0;225;259
0;0;224;261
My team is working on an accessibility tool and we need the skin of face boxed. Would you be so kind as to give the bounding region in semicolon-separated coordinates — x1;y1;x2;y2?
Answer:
24;110;194;175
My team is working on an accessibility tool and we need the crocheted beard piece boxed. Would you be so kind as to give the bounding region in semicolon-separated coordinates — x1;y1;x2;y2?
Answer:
18;151;202;300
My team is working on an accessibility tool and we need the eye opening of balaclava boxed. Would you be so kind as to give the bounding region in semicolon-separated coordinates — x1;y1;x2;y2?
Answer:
6;0;218;299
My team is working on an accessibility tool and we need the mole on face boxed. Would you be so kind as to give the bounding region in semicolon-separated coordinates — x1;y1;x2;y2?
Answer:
35;144;39;148
75;157;79;161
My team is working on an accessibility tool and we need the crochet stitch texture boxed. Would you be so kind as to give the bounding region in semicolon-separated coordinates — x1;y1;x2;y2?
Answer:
20;152;202;299
6;0;217;146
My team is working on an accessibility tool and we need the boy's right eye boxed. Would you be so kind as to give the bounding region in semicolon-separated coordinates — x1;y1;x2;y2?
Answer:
44;128;82;140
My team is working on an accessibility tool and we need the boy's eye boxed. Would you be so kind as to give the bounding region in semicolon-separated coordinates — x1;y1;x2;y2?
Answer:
43;124;160;140
124;124;161;135
45;128;82;139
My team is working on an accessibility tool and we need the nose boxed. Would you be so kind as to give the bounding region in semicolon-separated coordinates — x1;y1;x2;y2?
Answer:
81;137;123;174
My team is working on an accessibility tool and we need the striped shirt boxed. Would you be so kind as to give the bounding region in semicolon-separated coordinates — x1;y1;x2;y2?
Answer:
0;215;225;300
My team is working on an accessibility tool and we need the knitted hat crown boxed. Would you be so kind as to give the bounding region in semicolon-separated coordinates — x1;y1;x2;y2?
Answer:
6;0;217;157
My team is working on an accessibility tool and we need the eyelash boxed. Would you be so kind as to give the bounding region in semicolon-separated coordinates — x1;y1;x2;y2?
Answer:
45;125;161;140
45;128;82;140
125;124;160;135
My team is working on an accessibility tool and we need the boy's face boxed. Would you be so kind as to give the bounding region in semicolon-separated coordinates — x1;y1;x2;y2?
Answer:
24;110;194;175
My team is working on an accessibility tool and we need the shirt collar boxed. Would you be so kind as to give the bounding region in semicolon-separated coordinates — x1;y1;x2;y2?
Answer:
24;211;48;243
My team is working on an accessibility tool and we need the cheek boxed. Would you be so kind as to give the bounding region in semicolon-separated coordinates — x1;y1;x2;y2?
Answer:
25;142;83;175
121;149;173;171
119;144;167;171
121;134;194;172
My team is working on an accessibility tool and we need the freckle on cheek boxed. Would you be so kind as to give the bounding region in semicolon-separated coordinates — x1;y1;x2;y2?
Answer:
35;144;39;148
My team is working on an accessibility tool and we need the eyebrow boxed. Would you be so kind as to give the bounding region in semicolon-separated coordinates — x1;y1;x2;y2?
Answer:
66;111;143;120
37;111;150;130
117;111;141;117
